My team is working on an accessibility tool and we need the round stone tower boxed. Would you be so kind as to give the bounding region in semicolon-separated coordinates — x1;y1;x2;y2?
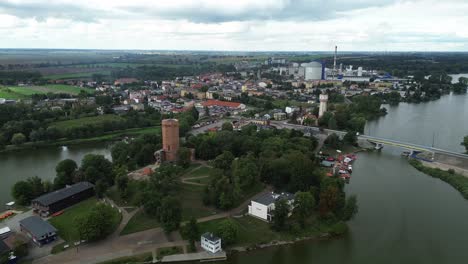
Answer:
162;119;179;162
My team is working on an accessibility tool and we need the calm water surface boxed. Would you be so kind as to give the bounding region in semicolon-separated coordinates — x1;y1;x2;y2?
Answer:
0;144;111;209
228;93;468;264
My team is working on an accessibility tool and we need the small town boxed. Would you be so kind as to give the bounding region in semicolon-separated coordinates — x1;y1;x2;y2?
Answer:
1;1;468;264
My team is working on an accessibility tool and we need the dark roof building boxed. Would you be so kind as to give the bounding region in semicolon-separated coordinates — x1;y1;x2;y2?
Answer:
32;182;94;217
252;192;295;206
19;216;57;246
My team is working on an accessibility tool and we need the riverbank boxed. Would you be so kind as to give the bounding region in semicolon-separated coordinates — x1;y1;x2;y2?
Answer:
0;126;160;153
409;159;468;200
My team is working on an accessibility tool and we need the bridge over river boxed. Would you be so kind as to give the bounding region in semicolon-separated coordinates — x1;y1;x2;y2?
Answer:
268;120;468;170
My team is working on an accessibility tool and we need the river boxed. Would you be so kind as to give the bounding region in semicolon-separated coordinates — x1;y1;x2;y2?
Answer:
226;92;468;264
0;144;111;209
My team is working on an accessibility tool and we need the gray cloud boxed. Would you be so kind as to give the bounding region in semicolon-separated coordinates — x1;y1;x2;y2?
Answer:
0;0;397;23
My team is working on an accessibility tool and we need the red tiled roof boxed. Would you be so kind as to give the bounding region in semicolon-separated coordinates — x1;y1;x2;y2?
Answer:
202;100;241;108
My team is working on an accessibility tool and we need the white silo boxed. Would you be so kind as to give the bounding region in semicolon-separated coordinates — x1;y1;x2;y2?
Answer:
304;61;323;80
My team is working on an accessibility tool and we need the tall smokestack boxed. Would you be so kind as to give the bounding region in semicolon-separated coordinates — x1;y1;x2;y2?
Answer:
332;45;337;80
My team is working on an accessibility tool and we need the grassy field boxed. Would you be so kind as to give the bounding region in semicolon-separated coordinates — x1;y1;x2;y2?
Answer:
188;216;294;247
50;114;126;130
120;210;160;236
183;166;219;185
0;84;94;99
97;252;153;264
179;184;219;220
48;198;120;242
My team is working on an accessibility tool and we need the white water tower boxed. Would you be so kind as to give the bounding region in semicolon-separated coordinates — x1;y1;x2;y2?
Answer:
319;94;328;118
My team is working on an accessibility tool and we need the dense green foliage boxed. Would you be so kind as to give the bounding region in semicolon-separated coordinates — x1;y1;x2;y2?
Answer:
409;159;468;199
216;219;239;246
0;103;162;146
111;133;161;170
141;164;183;233
54;159;78;189
0;71;42;85
74;203;121;242
189;127;320;209
319;95;385;133
11;176;52;205
272;198;290;231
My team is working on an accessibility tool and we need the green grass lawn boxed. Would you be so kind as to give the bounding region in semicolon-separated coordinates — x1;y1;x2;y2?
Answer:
97;252;153;264
179;184;219;220
50;114;126;130
49;198;121;243
189;216;294;247
183;166;219;185
0;87;27;99
120;210;160;236
49;198;98;242
43;84;95;94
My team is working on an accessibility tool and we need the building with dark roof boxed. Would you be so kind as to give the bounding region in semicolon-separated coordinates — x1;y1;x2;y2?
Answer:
32;182;94;217
201;232;222;254
248;192;295;222
19;216;57;246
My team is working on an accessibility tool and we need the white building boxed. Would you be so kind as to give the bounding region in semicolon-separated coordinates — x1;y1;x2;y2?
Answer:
248;192;295;222
201;233;222;253
319;94;328;118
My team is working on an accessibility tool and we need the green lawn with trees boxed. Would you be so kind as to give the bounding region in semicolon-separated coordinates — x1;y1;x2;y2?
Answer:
49;198;121;242
462;136;468;154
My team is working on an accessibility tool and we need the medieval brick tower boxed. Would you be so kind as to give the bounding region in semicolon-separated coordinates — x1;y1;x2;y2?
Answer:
162;119;179;162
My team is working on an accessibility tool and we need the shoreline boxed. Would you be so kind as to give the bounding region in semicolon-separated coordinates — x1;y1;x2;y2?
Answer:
0;126;160;154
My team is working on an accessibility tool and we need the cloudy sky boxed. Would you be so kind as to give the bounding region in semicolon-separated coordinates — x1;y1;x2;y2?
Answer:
1;0;467;51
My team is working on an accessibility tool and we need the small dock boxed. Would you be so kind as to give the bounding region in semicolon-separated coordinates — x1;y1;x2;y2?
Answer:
161;251;227;262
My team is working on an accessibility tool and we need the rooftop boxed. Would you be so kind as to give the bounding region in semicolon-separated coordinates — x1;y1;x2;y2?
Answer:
19;216;57;238
253;192;295;206
202;232;221;242
32;181;94;206
202;100;241;108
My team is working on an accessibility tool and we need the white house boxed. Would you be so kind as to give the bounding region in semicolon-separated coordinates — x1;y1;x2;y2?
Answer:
248;192;295;222
201;232;222;253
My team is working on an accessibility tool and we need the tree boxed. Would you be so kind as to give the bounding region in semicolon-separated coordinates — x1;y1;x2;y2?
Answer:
177;147;192;168
75;203;118;242
216;219;238;246
462;136;468;154
11;176;47;205
80;154;114;185
11;132;26;145
185;217;199;251
111;142;129;166
343;131;358;146
159;197;182;233
342;195;358;221
232;153;259;191
324;133;342;149
213;151;234;174
272;198;290;231
12;180;33;205
318;112;333;127
294;191;316;227
54;159;77;189
135;144;156;167
114;166;129;198
221;122;233;131
94;180;107;198
327;116;337;130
